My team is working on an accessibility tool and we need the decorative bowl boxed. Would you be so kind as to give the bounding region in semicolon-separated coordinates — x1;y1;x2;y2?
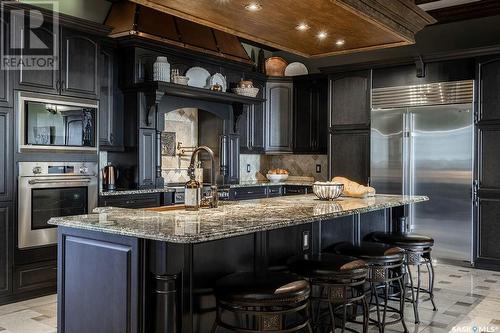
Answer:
266;174;289;183
313;182;344;200
233;87;259;98
173;75;189;86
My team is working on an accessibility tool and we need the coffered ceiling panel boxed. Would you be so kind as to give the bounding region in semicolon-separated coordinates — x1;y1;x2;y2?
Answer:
127;0;435;57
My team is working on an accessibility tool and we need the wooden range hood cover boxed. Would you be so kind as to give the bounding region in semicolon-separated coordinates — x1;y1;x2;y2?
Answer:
105;1;252;64
121;0;436;58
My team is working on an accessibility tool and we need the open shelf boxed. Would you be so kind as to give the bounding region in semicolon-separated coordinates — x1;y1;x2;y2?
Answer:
136;81;265;105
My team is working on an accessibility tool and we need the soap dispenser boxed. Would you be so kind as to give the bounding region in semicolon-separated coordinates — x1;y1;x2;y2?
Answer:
185;175;201;211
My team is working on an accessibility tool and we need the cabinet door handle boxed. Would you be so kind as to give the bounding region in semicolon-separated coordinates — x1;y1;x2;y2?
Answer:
110;133;114;144
56;80;61;92
61;80;65;91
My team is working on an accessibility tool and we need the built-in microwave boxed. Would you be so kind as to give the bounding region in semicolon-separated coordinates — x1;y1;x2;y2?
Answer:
17;91;98;152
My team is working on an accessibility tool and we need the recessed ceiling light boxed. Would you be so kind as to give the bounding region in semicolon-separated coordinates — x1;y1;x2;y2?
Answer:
317;31;328;40
336;39;345;46
295;23;310;31
244;3;262;11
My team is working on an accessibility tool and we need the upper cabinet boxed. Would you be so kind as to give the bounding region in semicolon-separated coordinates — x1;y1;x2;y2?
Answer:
239;81;265;154
293;77;328;154
265;79;293;153
99;45;123;150
60;29;99;99
16;19;59;94
330;70;371;127
16;26;100;100
478;56;500;123
0;19;11;108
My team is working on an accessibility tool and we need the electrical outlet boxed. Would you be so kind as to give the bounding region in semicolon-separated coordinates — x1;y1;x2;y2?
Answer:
246;164;251;173
316;164;321;173
302;231;310;251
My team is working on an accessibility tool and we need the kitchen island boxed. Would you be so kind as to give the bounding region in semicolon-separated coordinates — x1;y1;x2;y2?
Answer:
50;194;427;333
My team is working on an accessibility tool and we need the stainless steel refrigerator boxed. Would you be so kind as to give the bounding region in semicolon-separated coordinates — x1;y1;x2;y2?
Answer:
370;80;474;263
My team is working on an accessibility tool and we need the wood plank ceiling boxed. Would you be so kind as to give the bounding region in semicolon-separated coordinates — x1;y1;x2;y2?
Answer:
125;0;436;58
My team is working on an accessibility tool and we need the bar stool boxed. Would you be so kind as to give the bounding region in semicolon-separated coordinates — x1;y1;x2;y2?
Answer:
211;271;312;332
288;253;369;333
365;232;437;324
327;242;408;333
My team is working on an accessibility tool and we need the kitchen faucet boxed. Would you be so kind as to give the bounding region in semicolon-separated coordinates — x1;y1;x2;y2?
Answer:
187;146;218;208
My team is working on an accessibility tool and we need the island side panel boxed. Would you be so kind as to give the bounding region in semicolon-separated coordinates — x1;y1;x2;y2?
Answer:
57;227;142;333
148;233;256;333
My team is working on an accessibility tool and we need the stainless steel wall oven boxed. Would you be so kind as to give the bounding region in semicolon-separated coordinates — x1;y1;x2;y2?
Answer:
18;162;98;249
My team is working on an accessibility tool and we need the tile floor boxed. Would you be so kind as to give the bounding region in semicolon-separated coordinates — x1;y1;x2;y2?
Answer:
0;262;500;332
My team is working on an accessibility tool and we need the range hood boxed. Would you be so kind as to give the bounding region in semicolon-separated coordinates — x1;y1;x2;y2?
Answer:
105;1;252;64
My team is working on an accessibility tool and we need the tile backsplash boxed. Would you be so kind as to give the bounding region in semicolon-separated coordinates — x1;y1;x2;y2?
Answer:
240;154;328;182
161;108;198;184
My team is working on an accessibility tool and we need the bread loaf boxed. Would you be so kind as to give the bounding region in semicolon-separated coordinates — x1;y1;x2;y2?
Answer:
332;176;376;198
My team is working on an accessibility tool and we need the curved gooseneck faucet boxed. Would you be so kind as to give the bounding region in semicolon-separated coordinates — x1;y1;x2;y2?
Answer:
187;146;218;208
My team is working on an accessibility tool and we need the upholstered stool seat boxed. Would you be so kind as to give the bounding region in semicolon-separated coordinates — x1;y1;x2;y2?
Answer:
365;231;438;324
212;271;312;332
287;253;367;279
365;232;434;249
288;253;369;333
328;242;408;333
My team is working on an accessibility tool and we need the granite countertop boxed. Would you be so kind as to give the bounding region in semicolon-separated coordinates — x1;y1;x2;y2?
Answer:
99;181;314;196
49;194;428;244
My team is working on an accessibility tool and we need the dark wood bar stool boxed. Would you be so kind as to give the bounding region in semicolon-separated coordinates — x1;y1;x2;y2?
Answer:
288;253;369;333
327;242;408;333
211;271;312;332
365;232;437;324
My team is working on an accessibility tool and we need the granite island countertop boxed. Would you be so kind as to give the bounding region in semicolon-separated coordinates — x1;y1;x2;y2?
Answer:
49;194;428;244
99;181;314;196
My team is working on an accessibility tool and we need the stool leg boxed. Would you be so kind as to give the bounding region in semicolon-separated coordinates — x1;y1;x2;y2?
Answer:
382;282;389;329
328;301;337;332
398;276;409;333
362;296;369;333
406;263;420;324
341;303;348;333
416;264;422;313
428;258;438;311
372;283;383;333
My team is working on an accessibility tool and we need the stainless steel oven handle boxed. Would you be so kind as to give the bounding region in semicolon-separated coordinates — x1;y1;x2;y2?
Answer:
28;177;93;185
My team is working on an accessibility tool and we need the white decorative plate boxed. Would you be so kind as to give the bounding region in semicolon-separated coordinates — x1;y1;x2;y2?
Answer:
185;67;211;88
284;62;309;76
208;73;227;92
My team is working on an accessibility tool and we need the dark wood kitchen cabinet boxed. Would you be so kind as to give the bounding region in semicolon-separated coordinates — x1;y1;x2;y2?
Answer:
328;71;372;184
330;71;371;127
0;68;11;108
329;129;370;185
239;81;266;154
0;17;11;107
16;26;100;99
99;46;123;149
15;19;59;94
293;76;328;154
0;203;12;297
474;55;500;270
0;108;13;202
478;56;500;123
265;79;293;153
60;29;99;99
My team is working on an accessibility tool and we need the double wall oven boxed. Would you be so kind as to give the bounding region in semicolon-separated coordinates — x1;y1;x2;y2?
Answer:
18;162;98;249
